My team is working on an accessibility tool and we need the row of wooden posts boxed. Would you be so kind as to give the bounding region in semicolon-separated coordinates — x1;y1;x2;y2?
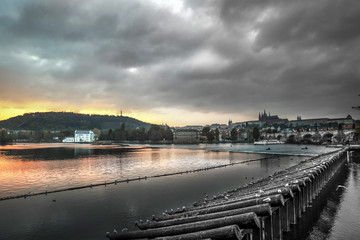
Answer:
107;146;355;240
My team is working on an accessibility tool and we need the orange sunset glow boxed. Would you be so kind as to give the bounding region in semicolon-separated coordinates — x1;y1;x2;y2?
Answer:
0;101;252;126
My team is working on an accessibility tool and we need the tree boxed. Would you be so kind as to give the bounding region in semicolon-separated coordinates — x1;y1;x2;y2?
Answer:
137;128;146;141
93;128;101;137
253;127;260;141
148;125;164;142
107;129;114;140
231;128;238;141
57;132;65;141
215;128;220;142
202;127;210;134
0;130;12;145
207;131;215;142
221;132;227;141
164;127;173;140
119;123;127;141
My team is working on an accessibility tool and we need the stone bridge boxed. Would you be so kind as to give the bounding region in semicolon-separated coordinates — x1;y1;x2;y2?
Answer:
261;129;355;143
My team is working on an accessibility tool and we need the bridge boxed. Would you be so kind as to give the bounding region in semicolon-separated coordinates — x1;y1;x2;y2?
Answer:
261;129;355;144
107;146;360;240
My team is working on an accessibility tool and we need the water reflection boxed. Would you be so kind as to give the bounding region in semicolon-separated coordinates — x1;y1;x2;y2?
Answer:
0;154;307;240
0;143;343;240
134;143;334;156
1;143;278;198
328;159;360;240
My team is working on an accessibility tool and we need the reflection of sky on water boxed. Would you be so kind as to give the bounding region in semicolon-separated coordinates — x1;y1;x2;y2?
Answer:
328;163;360;240
0;155;306;240
0;143;356;240
0;143;263;198
134;143;335;156
0;143;333;198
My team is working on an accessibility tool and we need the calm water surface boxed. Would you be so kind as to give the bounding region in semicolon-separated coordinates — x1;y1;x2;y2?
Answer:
0;143;353;240
328;162;360;240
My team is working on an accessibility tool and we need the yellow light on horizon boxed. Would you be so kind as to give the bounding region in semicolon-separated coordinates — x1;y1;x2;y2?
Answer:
0;101;252;127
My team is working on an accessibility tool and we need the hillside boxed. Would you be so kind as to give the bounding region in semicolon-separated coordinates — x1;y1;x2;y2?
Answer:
0;112;152;131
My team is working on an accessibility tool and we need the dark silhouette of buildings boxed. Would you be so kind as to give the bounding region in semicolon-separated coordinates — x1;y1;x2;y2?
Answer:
259;110;280;121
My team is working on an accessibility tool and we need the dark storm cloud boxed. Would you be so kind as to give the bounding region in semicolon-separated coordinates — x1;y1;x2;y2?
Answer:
0;0;359;121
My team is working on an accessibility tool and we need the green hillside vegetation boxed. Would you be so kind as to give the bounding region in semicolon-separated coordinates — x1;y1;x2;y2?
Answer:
0;112;152;131
0;129;12;144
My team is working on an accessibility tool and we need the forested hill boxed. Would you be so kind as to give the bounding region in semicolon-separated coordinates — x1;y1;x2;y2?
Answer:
0;112;152;131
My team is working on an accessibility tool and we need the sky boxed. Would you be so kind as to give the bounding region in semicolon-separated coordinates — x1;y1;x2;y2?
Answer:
0;0;359;126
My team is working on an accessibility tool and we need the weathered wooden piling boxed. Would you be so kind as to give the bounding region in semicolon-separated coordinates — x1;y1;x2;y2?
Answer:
154;194;284;222
107;213;260;240
152;225;249;240
107;147;355;240
140;204;272;230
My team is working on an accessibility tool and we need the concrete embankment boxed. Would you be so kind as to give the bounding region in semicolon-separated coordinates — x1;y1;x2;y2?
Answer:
107;146;356;240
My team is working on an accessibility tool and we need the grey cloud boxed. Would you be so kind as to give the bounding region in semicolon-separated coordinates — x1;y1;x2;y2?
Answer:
254;0;360;49
0;0;359;122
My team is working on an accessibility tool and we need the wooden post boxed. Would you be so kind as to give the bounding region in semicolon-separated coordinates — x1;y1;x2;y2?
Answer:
108;213;260;240
307;177;313;205
301;184;307;212
281;200;290;232
138;204;272;230
154;195;284;222
288;193;297;225
271;207;282;240
262;216;273;240
151;225;246;240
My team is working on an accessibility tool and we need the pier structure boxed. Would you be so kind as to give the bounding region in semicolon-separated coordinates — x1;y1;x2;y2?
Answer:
107;146;359;240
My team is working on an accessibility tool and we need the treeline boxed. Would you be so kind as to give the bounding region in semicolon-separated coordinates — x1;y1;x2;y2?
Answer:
7;124;173;143
0;112;151;131
10;130;71;143
99;124;173;142
0;129;12;145
201;126;259;142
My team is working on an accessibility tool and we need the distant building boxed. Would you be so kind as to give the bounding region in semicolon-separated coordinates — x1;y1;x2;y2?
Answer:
259;110;288;125
209;123;228;131
62;137;75;143
287;115;354;128
233;121;263;128
259;110;279;122
180;125;204;131
75;130;95;143
173;129;200;144
327;115;355;127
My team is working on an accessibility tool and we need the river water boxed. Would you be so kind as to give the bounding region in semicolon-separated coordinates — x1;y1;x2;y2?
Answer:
0;143;358;240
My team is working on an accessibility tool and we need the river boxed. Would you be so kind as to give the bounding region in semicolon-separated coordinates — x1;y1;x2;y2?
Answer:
0;143;358;239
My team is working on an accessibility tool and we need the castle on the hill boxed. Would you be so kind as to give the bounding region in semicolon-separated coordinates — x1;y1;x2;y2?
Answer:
258;110;280;122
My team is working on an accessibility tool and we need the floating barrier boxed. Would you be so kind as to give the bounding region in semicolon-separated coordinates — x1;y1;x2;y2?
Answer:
0;156;276;201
